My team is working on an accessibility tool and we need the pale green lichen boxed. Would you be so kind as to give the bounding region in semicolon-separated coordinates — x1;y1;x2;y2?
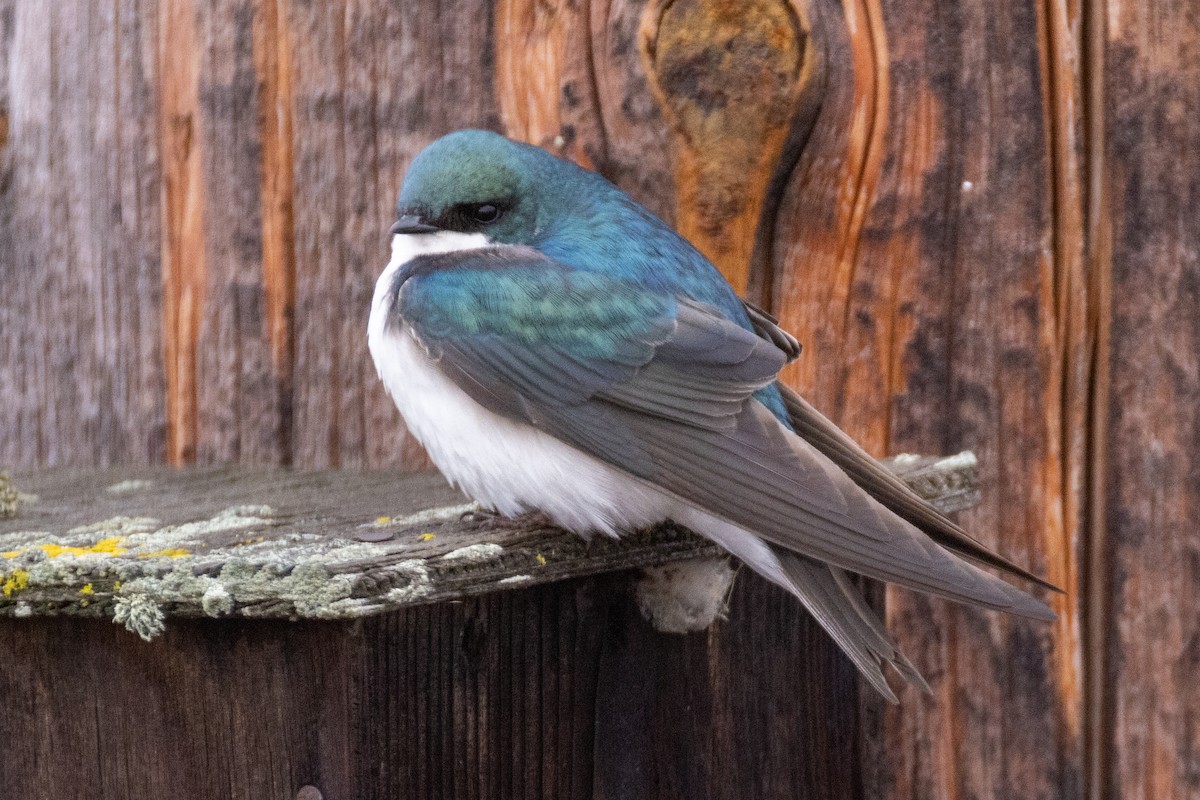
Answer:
381;559;433;604
0;473;19;519
441;543;503;562
0;499;528;627
378;502;480;528
112;594;165;641
105;479;157;495
201;584;233;617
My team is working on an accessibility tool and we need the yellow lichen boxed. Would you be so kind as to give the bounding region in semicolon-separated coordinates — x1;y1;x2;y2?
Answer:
375;516;392;525
419;533;436;542
80;583;94;595
2;569;30;597
2;551;19;559
139;548;190;559
536;553;547;566
113;580;123;592
37;536;128;558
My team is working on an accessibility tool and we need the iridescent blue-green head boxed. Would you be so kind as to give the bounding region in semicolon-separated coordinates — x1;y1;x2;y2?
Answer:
393;129;618;246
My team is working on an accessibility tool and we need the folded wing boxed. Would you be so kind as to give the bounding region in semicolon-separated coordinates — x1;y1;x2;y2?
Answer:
393;246;1055;694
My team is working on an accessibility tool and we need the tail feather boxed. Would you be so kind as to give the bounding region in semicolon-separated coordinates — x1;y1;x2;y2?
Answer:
778;550;930;702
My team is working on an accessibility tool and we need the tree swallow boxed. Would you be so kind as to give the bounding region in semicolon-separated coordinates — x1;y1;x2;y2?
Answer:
368;130;1056;701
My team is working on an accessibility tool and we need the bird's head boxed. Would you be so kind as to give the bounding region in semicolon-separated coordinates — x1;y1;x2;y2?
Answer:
392;129;619;247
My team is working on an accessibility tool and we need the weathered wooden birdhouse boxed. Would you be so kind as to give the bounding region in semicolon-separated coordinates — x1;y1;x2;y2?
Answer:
1;456;976;798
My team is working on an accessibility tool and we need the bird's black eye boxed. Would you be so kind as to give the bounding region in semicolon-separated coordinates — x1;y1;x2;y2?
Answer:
473;203;501;224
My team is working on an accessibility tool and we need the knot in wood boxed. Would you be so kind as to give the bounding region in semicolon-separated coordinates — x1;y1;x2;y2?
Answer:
639;0;818;293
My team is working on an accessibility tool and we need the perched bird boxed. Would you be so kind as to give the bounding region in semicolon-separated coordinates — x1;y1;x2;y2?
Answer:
368;130;1056;701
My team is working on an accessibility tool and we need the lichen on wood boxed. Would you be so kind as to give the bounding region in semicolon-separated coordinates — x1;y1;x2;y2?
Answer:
0;455;979;639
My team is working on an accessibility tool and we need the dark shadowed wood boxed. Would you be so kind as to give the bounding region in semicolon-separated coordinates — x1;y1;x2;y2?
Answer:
0;617;354;800
0;572;864;800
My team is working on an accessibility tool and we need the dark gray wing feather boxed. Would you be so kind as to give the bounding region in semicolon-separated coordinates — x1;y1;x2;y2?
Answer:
742;299;802;361
774;382;1061;592
778;553;930;703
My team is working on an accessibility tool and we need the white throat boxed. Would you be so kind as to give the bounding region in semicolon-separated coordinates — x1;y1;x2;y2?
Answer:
371;230;493;311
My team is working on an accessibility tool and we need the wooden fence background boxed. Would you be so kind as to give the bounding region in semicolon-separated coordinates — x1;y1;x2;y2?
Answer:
0;0;1196;798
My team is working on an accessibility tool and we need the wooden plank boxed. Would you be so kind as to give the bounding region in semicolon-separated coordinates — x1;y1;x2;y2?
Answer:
0;453;975;633
252;0;298;465
1097;0;1200;796
0;616;354;800
766;0;1085;796
0;571;865;799
194;0;285;464
160;0;207;465
286;0;501;469
0;1;166;467
592;573;863;800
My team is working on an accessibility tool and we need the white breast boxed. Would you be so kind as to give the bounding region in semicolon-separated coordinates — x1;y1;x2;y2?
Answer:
366;233;675;536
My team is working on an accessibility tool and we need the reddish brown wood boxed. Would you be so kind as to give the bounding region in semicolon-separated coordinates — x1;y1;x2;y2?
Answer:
767;0;1086;795
253;0;299;466
1097;1;1200;796
639;0;818;297
160;0;206;466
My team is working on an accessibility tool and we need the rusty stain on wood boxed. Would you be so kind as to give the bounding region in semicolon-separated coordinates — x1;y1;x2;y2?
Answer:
1035;0;1089;746
495;0;597;166
639;0;816;296
253;0;297;464
159;0;206;466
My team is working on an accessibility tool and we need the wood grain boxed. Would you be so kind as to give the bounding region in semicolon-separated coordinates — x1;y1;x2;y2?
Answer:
160;0;206;465
1098;1;1200;796
253;0;298;465
0;2;166;467
640;0;819;298
286;0;501;470
768;0;1086;796
0;1;1198;797
0;572;866;800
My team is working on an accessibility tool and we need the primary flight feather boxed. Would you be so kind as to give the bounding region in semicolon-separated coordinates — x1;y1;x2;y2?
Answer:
368;130;1056;702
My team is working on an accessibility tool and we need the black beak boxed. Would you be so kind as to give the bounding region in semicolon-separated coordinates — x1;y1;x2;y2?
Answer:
390;214;439;235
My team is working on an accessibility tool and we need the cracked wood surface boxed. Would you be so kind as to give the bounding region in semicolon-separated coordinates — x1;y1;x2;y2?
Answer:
0;452;976;635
